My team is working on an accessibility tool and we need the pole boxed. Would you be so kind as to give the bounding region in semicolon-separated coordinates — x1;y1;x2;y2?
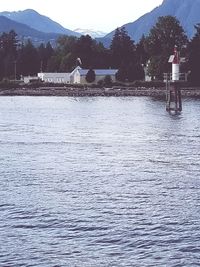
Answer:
178;89;182;112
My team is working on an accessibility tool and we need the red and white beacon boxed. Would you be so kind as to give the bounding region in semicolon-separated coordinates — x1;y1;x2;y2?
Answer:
169;45;180;81
172;46;180;81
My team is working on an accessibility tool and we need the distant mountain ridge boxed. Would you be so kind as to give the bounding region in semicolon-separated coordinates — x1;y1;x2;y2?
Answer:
0;9;80;37
105;0;200;43
2;0;200;48
0;15;60;44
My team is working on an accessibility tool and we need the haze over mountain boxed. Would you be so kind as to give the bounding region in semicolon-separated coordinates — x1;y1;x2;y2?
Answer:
1;0;200;47
0;9;80;37
0;15;60;45
105;0;200;43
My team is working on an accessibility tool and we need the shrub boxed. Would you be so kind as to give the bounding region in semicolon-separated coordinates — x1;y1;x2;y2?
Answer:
103;75;112;86
85;69;96;83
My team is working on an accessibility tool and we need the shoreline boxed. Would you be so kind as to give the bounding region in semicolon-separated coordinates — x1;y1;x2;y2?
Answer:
0;87;200;97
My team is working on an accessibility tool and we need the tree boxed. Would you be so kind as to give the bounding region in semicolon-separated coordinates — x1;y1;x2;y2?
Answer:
0;30;18;79
57;35;77;71
91;42;111;69
115;67;127;82
145;16;188;79
37;43;46;71
75;35;94;68
116;63;145;82
127;63;145;82
38;42;54;72
110;27;136;68
46;55;61;72
1;30;18;56
18;40;40;76
85;69;95;83
110;27;144;82
104;75;112;86
187;24;200;85
59;52;76;72
52;35;110;71
136;35;149;66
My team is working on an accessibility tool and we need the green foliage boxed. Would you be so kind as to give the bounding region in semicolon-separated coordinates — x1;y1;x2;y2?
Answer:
187;24;200;85
75;35;94;68
116;63;145;82
54;36;78;71
18;40;40;76
136;35;149;65
145;16;188;79
127;64;145;82
0;17;199;86
110;27;144;82
110;27;136;68
0;30;18;79
103;75;112;86
38;42;54;72
147;55;169;80
85;69;96;83
115;68;127;82
97;79;104;87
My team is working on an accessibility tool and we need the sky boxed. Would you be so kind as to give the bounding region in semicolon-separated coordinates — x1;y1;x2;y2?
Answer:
0;0;163;33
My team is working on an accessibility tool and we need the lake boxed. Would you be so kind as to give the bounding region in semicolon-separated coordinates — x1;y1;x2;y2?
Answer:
0;96;200;266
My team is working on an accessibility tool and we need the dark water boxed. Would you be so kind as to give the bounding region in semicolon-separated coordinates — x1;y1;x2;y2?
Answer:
0;96;200;267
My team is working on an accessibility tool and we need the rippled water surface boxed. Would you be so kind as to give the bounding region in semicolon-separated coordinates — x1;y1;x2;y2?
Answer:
0;96;200;267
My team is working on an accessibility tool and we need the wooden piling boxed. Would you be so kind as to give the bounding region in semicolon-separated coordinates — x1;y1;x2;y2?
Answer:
166;81;182;112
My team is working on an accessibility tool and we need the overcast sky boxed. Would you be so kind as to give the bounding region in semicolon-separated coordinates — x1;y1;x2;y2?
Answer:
0;0;163;33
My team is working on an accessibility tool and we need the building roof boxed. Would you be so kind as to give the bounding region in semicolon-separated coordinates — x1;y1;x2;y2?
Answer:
70;66;82;76
79;69;118;76
38;72;70;77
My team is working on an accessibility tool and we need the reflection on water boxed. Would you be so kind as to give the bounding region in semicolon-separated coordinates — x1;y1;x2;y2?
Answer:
0;96;200;266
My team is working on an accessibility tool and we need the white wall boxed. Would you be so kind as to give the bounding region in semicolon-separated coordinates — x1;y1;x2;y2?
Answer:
71;70;81;84
38;72;70;83
23;76;39;84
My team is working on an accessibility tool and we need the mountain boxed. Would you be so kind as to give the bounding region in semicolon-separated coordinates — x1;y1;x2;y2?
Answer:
105;0;200;43
0;9;80;37
74;28;107;38
0;16;60;45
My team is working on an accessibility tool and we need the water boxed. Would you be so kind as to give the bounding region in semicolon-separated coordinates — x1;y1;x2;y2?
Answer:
0;96;200;267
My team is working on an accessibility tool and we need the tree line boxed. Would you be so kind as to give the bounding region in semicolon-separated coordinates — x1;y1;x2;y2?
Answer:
0;15;200;85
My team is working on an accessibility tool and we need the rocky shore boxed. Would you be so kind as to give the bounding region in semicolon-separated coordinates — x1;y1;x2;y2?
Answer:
0;86;200;97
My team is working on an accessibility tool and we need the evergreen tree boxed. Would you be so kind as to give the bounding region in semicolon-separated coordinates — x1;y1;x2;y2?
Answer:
110;27;144;82
110;27;136;68
92;42;110;69
187;24;200;85
75;35;94;68
37;43;46;72
136;35;149;66
145;16;188;79
38;42;54;72
0;30;18;79
46;55;60;72
115;67;127;82
18;40;40;76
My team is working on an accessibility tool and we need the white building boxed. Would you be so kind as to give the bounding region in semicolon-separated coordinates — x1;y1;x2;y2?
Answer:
70;68;118;84
22;67;118;85
37;72;70;84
